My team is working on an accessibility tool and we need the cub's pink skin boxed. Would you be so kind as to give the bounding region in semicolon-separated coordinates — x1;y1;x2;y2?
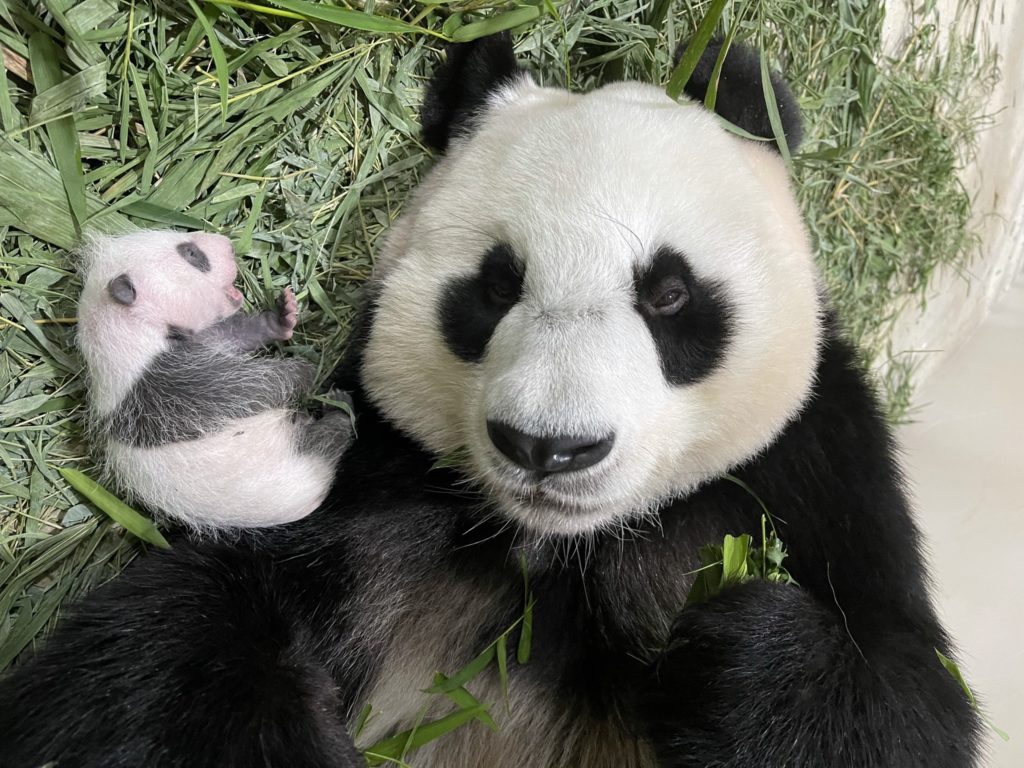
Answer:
77;230;352;532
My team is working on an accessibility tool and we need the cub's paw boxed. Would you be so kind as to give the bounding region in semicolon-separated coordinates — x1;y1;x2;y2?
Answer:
272;287;299;340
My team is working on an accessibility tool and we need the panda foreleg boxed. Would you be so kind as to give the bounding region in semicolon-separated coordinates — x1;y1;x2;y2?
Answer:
638;580;980;768
199;287;299;352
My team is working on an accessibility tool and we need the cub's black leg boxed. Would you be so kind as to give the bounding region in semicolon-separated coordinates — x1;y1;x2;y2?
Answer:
200;288;299;352
296;391;355;461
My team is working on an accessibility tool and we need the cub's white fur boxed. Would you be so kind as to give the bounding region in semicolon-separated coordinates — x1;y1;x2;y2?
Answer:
77;230;345;531
364;78;821;536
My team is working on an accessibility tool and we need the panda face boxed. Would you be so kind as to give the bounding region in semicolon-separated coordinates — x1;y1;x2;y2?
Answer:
363;77;821;536
81;231;243;334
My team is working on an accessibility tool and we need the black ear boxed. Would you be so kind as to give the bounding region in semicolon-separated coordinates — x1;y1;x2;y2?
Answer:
107;273;136;306
421;32;526;153
675;39;803;154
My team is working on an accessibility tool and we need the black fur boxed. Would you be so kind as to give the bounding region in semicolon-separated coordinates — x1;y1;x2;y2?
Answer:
439;241;523;363
421;32;524;153
105;338;315;447
0;308;981;767
633;247;733;385
677;38;804;154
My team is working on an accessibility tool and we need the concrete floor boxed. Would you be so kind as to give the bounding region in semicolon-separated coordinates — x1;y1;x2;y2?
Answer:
900;272;1024;766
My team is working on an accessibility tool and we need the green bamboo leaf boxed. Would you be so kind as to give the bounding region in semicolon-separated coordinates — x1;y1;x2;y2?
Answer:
665;0;729;101
517;552;533;663
266;0;442;37
210;0;307;20
121;201;206;230
424;643;496;694
516;596;533;664
27;32;87;235
703;23;737;112
186;0;230;119
432;673;499;731
936;649;1010;742
363;705;487;765
720;533;751;583
29;62;107;124
450;6;540;43
353;702;373;739
130;67;159;194
58;468;170;550
496;633;509;706
759;48;793;168
441;12;464;39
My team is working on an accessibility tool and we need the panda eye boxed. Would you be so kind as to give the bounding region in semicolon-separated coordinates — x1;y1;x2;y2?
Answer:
486;280;518;306
646;278;689;315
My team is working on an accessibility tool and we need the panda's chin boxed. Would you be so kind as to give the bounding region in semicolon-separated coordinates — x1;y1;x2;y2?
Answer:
494;490;630;536
481;468;647;536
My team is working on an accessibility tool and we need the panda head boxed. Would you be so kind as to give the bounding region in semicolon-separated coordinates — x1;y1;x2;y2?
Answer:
362;34;821;537
79;230;244;335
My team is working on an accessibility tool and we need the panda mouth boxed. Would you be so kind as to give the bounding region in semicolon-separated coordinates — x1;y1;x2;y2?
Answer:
482;461;627;528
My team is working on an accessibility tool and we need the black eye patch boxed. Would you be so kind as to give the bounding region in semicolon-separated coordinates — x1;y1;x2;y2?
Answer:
633;247;733;385
177;242;211;272
439;242;524;363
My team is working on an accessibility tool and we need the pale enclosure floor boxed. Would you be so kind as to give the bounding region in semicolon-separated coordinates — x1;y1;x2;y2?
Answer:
900;271;1024;766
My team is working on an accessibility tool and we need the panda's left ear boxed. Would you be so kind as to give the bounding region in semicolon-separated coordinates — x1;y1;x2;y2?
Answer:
676;39;803;154
421;32;528;153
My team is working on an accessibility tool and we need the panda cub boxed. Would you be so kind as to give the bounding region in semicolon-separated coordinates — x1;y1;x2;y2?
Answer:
76;230;352;530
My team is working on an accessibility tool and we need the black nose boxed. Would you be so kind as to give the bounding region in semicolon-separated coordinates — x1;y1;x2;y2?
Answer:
486;421;614;474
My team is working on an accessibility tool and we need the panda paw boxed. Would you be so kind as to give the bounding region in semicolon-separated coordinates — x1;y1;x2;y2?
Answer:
638;581;845;767
272;288;299;340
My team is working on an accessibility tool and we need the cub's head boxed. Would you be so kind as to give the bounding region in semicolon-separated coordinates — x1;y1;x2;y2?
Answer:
79;230;243;335
362;35;821;536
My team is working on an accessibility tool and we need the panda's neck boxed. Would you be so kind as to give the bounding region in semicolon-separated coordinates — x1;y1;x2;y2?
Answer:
79;318;171;418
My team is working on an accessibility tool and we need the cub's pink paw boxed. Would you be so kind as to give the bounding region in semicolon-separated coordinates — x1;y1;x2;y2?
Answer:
274;288;298;340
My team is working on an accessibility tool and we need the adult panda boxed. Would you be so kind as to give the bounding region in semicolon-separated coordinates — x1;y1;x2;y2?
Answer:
0;34;980;768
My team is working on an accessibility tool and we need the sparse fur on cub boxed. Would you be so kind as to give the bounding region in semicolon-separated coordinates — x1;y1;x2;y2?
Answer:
76;230;352;531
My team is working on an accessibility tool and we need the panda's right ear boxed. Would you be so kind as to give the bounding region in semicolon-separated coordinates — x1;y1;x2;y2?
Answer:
107;273;136;306
421;32;528;154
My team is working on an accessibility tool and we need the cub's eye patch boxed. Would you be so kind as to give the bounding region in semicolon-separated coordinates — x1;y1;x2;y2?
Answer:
439;242;524;363
633;247;733;386
177;242;211;273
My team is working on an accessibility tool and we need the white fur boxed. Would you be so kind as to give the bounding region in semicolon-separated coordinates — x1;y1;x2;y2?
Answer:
77;230;336;531
364;79;821;536
105;411;334;529
78;231;242;416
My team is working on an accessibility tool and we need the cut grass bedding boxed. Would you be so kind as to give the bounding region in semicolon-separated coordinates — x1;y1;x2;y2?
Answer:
0;0;996;675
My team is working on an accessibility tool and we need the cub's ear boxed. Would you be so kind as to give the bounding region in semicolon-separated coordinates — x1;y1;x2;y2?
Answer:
107;273;136;306
675;39;803;154
421;32;527;153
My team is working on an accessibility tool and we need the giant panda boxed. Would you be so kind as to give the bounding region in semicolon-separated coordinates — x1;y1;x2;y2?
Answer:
0;34;980;768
